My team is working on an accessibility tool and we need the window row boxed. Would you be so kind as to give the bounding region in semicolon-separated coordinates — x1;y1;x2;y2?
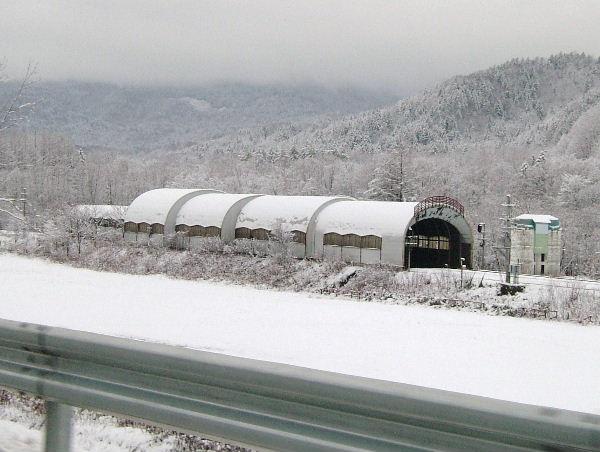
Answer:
175;224;221;237
124;222;164;234
123;225;446;252
412;235;450;250
235;227;306;244
323;233;382;250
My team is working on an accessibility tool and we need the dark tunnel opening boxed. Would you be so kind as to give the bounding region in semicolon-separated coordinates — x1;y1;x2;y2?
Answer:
404;218;471;269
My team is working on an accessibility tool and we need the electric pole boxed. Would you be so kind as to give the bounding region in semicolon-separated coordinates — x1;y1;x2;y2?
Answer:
500;194;516;283
20;187;27;219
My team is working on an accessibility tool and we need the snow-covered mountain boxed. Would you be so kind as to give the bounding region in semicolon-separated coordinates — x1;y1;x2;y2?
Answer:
1;81;397;152
195;53;600;158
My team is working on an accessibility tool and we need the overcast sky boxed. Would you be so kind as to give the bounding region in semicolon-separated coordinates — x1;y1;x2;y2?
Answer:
2;0;600;94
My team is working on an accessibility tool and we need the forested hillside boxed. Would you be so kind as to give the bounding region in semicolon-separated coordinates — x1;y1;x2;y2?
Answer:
195;53;600;157
0;82;396;152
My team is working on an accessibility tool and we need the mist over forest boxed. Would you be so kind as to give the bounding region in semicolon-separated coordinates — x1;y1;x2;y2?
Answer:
2;52;600;274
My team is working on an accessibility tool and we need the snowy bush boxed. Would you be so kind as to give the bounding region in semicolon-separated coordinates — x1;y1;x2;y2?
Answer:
267;223;296;266
191;236;226;254
542;282;600;321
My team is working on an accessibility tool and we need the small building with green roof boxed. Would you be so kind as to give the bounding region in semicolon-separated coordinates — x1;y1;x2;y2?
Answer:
510;214;561;276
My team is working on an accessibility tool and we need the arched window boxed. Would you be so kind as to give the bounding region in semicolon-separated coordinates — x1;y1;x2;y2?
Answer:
175;224;190;234
235;227;252;239
251;228;270;240
138;223;151;234
204;226;221;237
124;222;138;233
151;223;164;235
291;230;306;244
189;225;206;237
342;234;361;247
361;235;382;249
324;232;342;246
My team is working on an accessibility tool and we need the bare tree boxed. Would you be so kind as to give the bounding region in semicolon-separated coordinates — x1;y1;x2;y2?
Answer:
0;62;36;132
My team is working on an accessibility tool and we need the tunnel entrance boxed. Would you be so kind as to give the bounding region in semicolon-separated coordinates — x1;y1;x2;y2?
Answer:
404;218;470;269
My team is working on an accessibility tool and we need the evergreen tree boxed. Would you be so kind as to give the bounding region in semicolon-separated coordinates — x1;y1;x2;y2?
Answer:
365;151;412;201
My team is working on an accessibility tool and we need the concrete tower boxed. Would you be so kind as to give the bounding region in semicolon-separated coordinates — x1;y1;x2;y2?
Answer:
510;214;561;276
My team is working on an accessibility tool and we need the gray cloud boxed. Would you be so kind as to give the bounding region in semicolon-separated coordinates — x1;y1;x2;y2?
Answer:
2;0;600;93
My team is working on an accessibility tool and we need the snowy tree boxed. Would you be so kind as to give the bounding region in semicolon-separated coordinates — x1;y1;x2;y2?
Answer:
365;151;413;201
564;103;600;159
0;62;36;133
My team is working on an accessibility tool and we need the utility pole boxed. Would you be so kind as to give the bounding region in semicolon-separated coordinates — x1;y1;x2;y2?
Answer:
500;194;516;283
20;187;27;219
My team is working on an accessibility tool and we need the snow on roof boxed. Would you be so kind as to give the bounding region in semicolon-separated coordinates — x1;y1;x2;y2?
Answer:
125;189;215;225
514;214;558;224
176;193;261;227
74;205;126;221
236;196;350;232
315;201;418;236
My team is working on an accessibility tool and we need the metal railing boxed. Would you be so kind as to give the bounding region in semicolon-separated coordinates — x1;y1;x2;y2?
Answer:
414;196;465;218
0;318;598;452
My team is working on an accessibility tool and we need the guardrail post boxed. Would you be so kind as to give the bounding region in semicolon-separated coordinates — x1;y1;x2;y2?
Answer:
44;401;73;452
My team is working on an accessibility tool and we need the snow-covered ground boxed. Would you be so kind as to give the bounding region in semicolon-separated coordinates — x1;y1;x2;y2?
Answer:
414;266;600;291
1;254;600;450
0;417;175;452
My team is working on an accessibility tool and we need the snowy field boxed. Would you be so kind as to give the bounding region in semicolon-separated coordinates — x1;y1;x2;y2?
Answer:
1;253;599;412
1;253;600;449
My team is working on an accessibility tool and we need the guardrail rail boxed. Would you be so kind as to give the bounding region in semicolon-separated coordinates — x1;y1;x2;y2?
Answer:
0;318;598;452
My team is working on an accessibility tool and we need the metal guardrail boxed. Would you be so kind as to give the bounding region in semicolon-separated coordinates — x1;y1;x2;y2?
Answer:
0;318;598;452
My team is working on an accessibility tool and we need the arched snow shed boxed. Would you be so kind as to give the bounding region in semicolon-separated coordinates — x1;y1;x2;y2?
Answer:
175;193;262;249
124;188;220;243
314;197;472;268
409;197;473;269
235;195;353;258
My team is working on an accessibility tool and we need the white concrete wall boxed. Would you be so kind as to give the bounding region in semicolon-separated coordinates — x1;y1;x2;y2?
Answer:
543;230;561;276
341;247;361;263
381;236;404;266
124;231;137;243
136;232;150;244
174;234;189;250
510;229;535;274
148;234;164;247
291;242;306;258
511;229;561;276
361;248;381;264
323;245;342;261
313;230;326;259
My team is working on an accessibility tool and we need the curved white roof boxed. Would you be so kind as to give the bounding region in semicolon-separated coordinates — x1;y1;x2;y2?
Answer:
125;189;215;225
176;193;261;227
315;201;418;236
236;196;350;232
